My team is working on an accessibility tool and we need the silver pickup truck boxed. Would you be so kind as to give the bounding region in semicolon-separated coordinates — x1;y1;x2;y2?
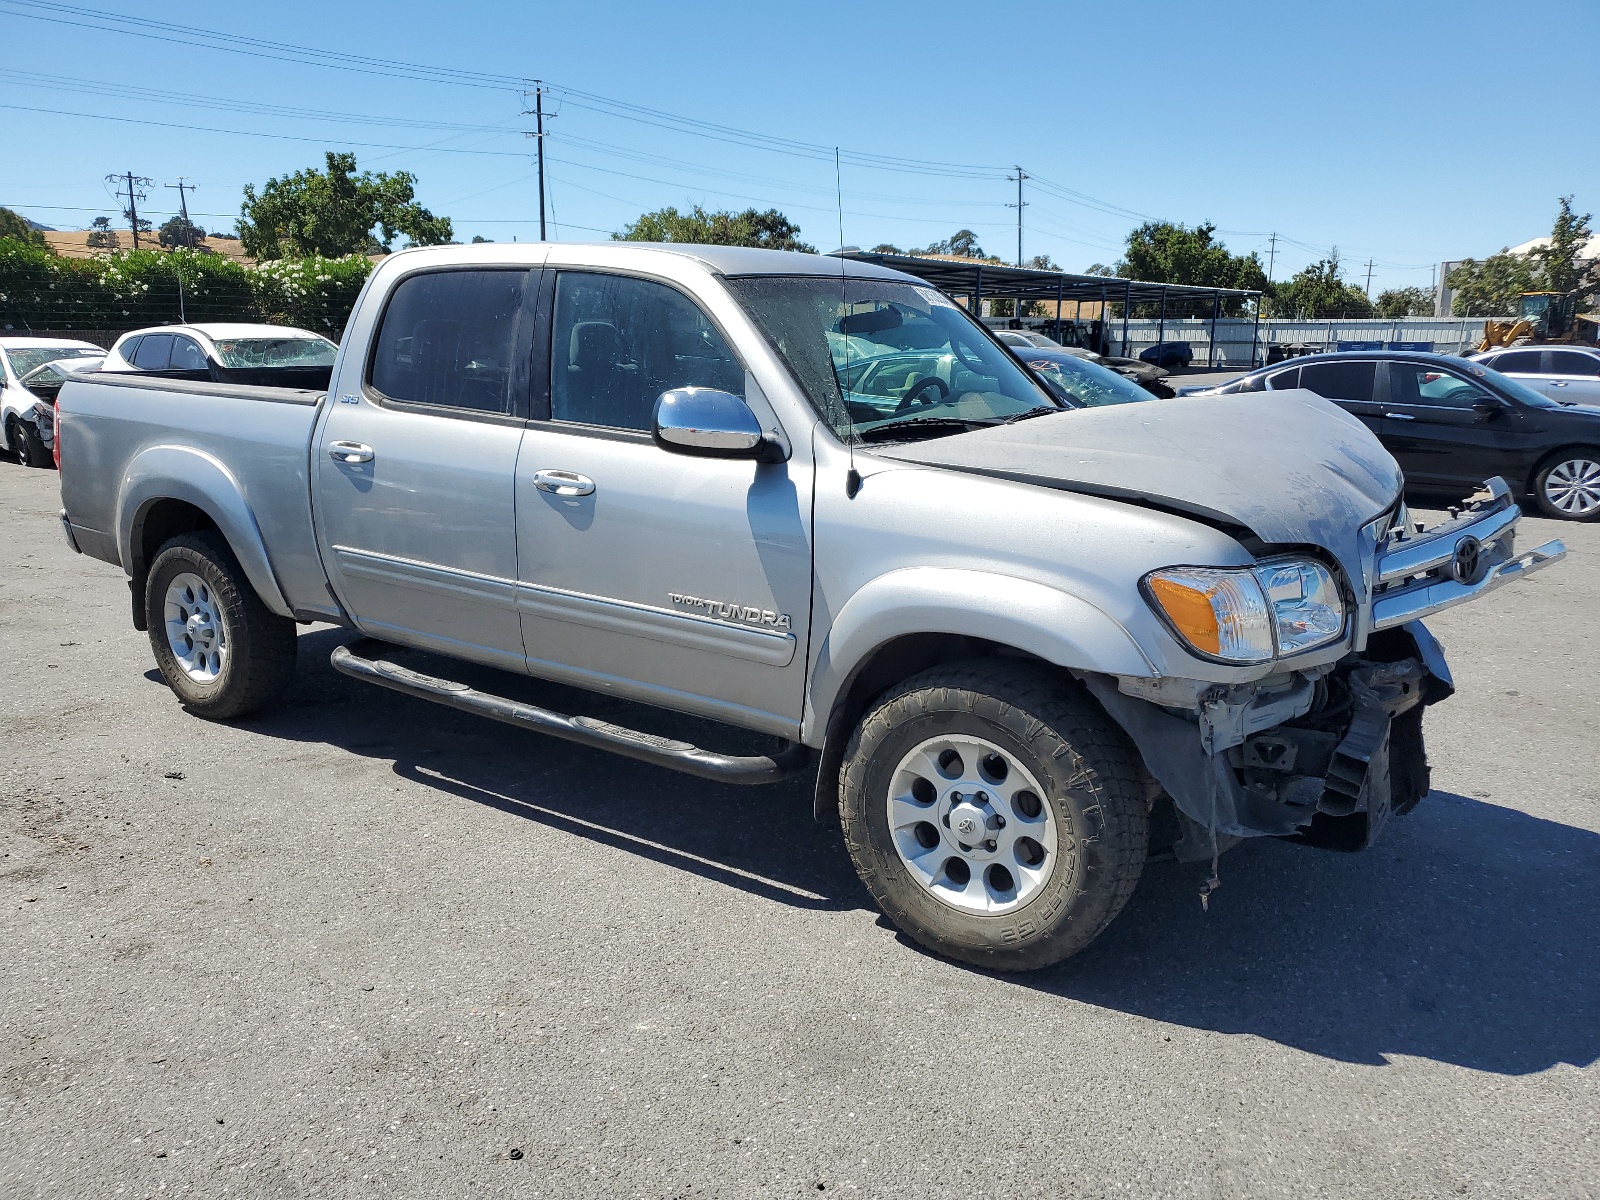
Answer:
56;243;1565;971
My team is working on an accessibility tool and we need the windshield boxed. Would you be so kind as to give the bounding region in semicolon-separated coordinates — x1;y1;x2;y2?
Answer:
5;346;101;377
1470;360;1561;408
1023;353;1151;407
211;336;337;369
724;276;1062;442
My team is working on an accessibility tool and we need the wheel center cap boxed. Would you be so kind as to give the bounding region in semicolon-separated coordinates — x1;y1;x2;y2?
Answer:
947;800;990;848
187;613;213;644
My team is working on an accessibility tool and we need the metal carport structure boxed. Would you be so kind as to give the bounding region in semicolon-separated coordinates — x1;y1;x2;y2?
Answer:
834;251;1262;369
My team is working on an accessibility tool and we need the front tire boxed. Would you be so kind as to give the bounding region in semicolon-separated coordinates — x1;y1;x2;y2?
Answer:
1533;451;1600;520
839;661;1148;971
7;418;48;469
145;531;297;719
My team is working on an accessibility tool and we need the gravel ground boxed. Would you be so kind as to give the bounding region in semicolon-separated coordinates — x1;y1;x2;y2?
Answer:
2;462;1596;1199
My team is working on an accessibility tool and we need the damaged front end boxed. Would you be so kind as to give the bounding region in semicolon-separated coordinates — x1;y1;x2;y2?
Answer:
1086;478;1564;861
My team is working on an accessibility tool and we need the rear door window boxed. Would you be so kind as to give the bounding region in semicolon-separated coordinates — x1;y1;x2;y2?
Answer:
1299;360;1376;402
1265;366;1300;389
369;268;531;414
1492;349;1544;374
1548;350;1600;378
131;334;174;371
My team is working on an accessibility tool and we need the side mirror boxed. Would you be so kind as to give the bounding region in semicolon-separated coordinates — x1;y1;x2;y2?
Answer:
653;387;780;460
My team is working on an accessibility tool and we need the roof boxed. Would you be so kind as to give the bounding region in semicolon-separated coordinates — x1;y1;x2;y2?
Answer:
116;323;328;341
0;336;102;349
834;251;1260;305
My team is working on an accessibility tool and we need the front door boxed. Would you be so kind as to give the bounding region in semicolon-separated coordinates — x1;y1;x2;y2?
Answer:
1377;360;1531;490
314;266;536;673
514;269;813;736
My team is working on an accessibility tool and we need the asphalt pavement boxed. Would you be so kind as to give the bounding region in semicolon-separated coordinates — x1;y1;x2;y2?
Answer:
3;462;1597;1199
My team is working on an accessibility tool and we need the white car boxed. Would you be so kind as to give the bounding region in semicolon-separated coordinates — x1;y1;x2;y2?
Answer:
1;337;104;467
1473;345;1600;406
103;322;338;387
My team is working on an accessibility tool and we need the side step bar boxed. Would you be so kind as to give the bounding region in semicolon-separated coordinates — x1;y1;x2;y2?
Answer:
329;638;812;786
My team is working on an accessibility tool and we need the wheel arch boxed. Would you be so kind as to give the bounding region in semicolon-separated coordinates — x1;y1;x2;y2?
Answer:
804;567;1156;822
118;445;293;624
1529;441;1600;486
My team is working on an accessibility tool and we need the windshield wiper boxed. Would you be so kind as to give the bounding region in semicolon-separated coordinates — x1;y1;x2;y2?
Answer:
855;416;1001;443
998;405;1066;424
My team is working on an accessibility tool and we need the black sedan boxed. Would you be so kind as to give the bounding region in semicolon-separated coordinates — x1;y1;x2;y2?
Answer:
1198;351;1600;519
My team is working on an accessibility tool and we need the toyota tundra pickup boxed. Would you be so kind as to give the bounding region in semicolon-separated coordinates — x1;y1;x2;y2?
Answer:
55;243;1566;971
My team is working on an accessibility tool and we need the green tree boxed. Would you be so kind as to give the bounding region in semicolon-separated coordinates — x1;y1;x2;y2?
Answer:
915;229;987;259
237;151;454;259
0;206;48;248
613;205;813;252
1376;286;1433;318
159;215;207;249
1445;251;1539;317
1530;195;1596;300
85;216;120;250
1271;252;1375;318
1117;222;1267;292
869;242;903;254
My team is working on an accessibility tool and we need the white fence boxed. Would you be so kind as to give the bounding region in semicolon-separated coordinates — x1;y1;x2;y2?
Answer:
1013;317;1488;367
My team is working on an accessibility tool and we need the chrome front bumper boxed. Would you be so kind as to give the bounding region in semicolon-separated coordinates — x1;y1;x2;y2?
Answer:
1369;478;1565;631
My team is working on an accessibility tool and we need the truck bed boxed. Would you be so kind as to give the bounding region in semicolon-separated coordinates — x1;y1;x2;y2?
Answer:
58;372;338;620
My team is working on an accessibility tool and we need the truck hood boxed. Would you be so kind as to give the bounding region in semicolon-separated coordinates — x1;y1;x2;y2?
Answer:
880;389;1402;587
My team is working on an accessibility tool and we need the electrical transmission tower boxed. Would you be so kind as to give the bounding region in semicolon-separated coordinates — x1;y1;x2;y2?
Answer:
522;82;555;241
1006;167;1029;267
107;171;153;249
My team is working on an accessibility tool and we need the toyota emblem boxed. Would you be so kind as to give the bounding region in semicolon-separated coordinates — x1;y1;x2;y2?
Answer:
1451;536;1482;584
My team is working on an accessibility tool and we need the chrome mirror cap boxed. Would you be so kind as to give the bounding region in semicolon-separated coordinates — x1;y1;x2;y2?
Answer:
653;387;768;458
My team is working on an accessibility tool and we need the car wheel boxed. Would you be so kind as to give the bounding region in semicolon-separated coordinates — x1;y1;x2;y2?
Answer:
1533;452;1600;521
145;530;298;718
838;660;1148;971
9;418;51;469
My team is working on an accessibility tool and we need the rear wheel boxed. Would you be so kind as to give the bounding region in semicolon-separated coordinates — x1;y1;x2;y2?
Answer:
145;531;297;718
838;661;1148;971
1533;451;1600;520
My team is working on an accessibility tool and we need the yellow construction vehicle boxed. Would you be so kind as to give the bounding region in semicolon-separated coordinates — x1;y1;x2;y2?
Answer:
1478;291;1600;351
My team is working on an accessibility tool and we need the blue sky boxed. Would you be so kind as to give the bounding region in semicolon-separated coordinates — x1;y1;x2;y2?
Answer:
3;0;1596;296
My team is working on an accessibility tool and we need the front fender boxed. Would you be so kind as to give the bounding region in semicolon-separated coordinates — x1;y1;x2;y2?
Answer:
117;443;293;617
803;566;1155;742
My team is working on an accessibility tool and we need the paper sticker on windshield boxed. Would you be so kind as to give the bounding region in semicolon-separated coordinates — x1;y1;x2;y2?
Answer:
915;286;956;309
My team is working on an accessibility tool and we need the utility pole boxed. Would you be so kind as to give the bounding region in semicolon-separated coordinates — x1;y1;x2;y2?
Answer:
108;171;152;250
522;82;553;241
165;178;197;247
1006;166;1028;267
1363;258;1375;298
1266;232;1277;284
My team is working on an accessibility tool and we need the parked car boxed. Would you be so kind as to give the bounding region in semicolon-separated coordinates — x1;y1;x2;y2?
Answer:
103;323;338;390
8;356;107;467
1471;344;1600;406
995;333;1175;398
1139;340;1193;369
1009;346;1154;407
57;243;1563;971
992;329;1065;351
1;337;103;467
1193;350;1600;519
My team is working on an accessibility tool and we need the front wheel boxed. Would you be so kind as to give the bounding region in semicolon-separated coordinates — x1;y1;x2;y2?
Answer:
145;531;298;719
838;662;1148;971
7;418;49;469
1533;451;1600;520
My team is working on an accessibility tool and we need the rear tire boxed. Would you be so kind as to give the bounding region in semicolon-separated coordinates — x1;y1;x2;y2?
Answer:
145;531;297;719
838;661;1148;971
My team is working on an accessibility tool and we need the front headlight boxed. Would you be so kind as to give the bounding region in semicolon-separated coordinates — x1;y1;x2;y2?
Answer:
1143;559;1345;664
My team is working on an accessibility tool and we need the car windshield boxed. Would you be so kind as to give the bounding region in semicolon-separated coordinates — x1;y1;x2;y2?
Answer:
22;358;102;384
724;275;1063;442
1468;360;1561;408
210;335;337;369
6;346;101;377
1023;354;1151;407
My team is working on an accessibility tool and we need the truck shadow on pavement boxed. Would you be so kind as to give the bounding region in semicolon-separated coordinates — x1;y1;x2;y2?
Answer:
247;629;1599;1076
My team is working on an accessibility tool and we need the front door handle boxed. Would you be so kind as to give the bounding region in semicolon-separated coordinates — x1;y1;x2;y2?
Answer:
1384;413;1416;421
328;440;374;463
533;469;595;496
1550;380;1569;387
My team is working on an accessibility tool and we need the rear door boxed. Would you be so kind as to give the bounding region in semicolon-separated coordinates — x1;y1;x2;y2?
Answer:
1377;360;1532;488
1544;349;1600;405
1296;359;1382;433
313;266;537;673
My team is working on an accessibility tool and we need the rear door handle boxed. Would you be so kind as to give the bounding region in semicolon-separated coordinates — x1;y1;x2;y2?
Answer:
1549;380;1569;387
328;440;374;463
533;469;595;496
1384;413;1416;421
